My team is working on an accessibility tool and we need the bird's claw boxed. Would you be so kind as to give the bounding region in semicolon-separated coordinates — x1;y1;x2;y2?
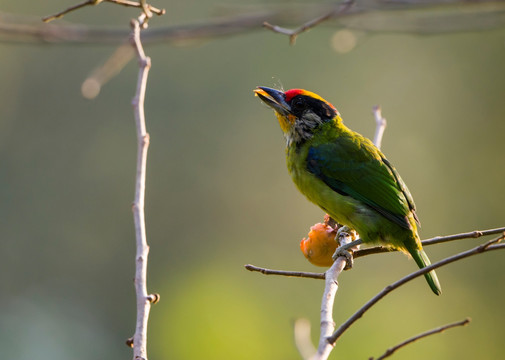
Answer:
332;246;354;270
332;226;361;270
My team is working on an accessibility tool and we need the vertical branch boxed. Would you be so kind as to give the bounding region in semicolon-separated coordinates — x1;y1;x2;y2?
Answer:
311;231;353;360
372;105;386;149
130;18;157;360
44;2;164;358
311;257;346;359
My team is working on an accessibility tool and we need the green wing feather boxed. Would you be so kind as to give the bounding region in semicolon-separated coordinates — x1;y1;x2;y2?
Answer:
306;133;418;230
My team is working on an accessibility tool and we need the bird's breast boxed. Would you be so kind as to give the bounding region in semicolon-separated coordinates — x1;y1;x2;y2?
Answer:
287;146;360;225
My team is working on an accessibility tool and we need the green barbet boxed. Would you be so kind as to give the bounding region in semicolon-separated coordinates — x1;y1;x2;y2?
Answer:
254;86;441;295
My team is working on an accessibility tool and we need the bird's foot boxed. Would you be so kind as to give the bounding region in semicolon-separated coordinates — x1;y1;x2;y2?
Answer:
333;246;354;270
332;226;361;270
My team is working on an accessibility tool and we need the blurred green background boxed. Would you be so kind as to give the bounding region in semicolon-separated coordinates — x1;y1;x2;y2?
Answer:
1;1;504;359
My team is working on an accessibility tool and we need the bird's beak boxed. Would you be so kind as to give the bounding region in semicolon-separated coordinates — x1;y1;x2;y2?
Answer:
254;86;291;116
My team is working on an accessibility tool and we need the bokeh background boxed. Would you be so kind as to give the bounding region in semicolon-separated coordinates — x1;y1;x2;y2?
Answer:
1;1;504;359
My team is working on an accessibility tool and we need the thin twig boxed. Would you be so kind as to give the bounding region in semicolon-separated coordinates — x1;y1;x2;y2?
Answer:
327;236;505;345
244;264;324;279
372;105;387;149
108;0;162;15
371;318;470;360
422;227;505;245
42;0;102;22
42;0;164;23
354;226;505;258
130;17;157;360
263;0;354;45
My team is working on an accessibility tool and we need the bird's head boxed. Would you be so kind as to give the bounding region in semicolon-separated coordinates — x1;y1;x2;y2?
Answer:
254;86;341;145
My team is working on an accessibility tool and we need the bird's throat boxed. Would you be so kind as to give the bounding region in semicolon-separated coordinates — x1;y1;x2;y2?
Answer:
276;112;295;134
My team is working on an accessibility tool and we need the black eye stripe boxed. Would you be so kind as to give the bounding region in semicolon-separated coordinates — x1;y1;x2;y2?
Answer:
289;95;336;120
292;99;304;110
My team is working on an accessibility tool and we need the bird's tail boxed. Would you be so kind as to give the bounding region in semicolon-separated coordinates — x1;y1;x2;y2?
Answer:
411;249;442;296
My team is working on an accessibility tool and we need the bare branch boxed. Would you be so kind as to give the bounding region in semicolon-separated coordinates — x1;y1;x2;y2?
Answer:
41;2;163;359
244;264;325;280
130;17;156;360
310;231;354;360
354;226;505;258
42;0;164;23
422;227;505;245
372;105;387;149
42;0;102;23
372;318;470;360
328;236;505;345
263;0;354;45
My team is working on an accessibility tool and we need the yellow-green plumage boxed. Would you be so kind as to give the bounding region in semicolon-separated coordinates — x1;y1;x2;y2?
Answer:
255;86;441;295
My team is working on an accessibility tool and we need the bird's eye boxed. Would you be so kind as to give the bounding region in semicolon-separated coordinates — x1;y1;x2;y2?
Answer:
291;98;304;111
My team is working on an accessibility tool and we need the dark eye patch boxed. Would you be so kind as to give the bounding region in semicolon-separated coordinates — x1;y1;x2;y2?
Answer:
291;98;305;111
289;95;337;120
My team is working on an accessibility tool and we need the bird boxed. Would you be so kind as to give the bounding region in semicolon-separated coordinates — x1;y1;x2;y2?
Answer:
254;86;441;295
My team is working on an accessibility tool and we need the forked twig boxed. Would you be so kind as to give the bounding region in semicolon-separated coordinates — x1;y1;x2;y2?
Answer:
263;0;354;45
42;0;165;23
244;264;324;279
